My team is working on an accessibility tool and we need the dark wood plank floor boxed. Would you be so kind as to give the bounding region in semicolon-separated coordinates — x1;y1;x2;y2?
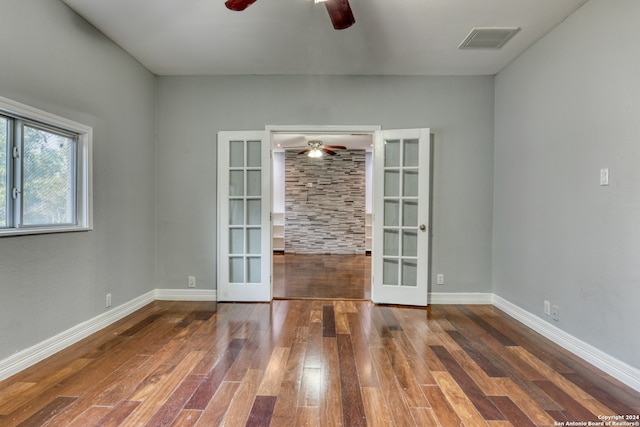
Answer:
0;300;638;426
273;254;371;300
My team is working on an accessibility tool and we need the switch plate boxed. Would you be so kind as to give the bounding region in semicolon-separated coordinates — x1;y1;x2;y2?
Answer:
552;305;560;321
436;274;444;285
544;300;550;316
106;293;112;308
600;168;609;186
188;276;196;288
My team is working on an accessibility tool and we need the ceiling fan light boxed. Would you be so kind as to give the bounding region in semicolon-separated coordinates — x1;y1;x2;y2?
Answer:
308;148;323;158
313;0;328;3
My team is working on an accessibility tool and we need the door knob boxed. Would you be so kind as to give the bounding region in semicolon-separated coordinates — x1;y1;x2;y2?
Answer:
419;224;427;231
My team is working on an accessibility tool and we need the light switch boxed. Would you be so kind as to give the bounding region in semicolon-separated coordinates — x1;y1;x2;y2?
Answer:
600;168;609;186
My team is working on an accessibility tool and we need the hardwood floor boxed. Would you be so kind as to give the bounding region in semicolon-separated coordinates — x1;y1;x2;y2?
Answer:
0;300;638;426
273;254;371;300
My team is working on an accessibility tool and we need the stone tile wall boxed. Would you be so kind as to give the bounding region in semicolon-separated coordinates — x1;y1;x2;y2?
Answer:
285;150;366;254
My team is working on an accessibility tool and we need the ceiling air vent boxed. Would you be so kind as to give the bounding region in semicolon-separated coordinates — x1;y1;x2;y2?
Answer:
459;27;520;49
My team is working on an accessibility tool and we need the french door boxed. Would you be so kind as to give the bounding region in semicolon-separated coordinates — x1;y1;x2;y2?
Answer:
372;128;431;306
217;127;430;305
217;131;271;302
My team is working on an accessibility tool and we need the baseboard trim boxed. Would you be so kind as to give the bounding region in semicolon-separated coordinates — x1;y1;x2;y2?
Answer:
428;292;494;305
0;290;155;382
2;290;638;393
154;289;217;301
493;295;640;393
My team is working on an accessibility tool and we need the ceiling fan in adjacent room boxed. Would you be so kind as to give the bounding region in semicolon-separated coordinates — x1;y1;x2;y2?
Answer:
225;0;356;30
296;140;347;157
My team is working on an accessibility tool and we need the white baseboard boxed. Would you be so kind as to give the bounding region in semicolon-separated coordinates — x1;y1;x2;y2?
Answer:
0;289;216;382
493;295;640;393
2;290;638;394
428;292;494;305
0;290;155;382
155;288;217;301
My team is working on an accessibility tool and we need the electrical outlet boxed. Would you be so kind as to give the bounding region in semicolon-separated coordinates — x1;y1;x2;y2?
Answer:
436;274;444;285
188;276;196;288
544;300;551;316
552;305;560;321
106;293;112;308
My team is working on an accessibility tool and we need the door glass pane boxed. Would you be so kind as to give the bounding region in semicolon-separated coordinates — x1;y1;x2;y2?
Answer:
246;170;261;196
229;200;244;225
230;141;244;167
247;257;261;283
383;259;399;286
403;139;419;167
0;117;6;227
247;228;261;254
402;230;417;257
401;260;417;287
229;257;244;282
247;140;261;167
229;171;244;196
402;201;418;227
384;200;399;226
229;228;244;254
384;140;400;167
383;230;399;256
22;125;76;226
403;170;418;197
246;199;261;225
384;171;399;197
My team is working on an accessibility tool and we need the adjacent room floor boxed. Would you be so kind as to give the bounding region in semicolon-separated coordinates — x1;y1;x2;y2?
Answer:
1;300;638;426
272;253;371;300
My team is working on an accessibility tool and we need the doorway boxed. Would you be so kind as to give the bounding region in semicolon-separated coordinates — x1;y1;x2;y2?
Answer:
271;131;373;300
217;127;431;306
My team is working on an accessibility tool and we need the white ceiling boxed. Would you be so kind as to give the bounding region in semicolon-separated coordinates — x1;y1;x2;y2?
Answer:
61;0;587;76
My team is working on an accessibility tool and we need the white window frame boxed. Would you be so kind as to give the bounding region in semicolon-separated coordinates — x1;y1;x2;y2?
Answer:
0;96;93;237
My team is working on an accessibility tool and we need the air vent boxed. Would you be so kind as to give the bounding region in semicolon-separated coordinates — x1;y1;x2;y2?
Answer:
459;27;520;49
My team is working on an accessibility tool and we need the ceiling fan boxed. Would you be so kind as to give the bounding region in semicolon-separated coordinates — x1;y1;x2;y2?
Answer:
296;140;347;157
225;0;356;30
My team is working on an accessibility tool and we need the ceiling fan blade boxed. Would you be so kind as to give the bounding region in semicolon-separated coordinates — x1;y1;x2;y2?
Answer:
298;149;310;155
225;0;258;11
322;148;337;155
324;145;347;150
324;0;355;30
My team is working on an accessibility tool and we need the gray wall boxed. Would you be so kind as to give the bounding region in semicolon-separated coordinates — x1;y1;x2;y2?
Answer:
155;75;495;294
0;0;156;360
494;0;640;368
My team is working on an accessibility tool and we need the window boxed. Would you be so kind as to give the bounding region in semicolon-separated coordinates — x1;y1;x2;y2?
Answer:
0;96;92;236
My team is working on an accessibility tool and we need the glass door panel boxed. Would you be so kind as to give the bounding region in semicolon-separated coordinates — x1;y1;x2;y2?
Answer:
373;129;430;306
218;131;271;301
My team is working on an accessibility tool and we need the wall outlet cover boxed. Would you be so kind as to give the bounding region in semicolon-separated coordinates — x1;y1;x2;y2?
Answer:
544;300;551;316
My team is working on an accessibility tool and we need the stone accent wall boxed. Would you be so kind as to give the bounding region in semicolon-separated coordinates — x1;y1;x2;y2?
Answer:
285;150;366;254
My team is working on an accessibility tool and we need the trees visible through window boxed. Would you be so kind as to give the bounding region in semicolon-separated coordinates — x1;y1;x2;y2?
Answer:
0;96;92;236
22;124;76;226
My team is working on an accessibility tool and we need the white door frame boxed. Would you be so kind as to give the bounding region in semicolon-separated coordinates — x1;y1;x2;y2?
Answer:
218;125;431;305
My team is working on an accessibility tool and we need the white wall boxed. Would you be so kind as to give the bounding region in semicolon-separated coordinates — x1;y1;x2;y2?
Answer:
494;0;640;369
0;0;156;360
155;75;495;294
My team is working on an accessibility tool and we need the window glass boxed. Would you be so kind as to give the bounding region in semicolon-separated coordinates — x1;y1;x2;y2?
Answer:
0;96;92;237
22;125;76;226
